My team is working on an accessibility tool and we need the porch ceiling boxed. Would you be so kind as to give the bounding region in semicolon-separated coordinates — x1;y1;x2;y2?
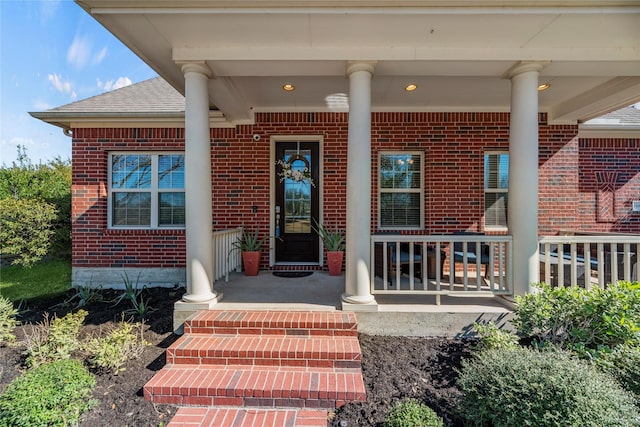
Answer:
76;1;640;125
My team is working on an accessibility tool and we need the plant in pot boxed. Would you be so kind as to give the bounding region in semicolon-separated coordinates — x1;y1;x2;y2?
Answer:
313;220;345;276
230;228;274;276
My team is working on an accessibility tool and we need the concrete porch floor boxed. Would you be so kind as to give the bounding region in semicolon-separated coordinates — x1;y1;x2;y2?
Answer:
211;271;514;337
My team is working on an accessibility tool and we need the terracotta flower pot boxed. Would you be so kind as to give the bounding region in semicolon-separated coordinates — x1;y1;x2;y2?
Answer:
242;251;261;276
326;251;344;276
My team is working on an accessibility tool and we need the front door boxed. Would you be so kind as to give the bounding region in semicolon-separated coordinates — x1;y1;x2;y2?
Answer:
275;141;320;263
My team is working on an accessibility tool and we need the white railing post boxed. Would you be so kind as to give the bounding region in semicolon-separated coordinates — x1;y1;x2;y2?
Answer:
369;234;514;303
212;227;243;282
538;235;639;289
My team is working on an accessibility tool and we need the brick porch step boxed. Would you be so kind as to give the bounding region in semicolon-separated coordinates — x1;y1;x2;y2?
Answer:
144;364;365;408
168;407;328;427
145;310;366;426
167;334;362;368
184;310;358;337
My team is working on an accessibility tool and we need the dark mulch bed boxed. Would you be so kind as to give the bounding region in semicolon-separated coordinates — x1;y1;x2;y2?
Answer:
0;287;474;427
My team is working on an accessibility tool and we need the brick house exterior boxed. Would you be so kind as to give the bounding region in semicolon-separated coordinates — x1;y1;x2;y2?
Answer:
32;2;640;322
61;94;639;275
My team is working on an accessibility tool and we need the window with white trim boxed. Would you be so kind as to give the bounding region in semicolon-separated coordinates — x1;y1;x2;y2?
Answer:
484;151;509;229
108;153;185;228
378;152;424;229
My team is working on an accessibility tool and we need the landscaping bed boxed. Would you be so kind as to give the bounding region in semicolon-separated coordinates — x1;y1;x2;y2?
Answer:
0;287;473;426
5;283;637;426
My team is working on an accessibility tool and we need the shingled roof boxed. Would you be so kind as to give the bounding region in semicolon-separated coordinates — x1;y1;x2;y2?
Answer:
584;105;640;126
43;77;184;114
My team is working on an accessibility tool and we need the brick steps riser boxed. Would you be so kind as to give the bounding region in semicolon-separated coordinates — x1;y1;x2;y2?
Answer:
166;335;361;368
184;327;357;337
168;407;328;427
167;356;361;369
184;311;358;337
144;366;366;410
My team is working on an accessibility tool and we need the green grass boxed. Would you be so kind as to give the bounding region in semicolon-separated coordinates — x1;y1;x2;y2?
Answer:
0;259;71;302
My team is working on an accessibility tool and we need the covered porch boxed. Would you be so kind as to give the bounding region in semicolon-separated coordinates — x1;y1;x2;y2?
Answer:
74;1;640;329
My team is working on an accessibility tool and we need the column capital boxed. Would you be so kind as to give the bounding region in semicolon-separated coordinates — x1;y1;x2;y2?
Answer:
502;61;550;79
178;61;213;78
346;61;377;77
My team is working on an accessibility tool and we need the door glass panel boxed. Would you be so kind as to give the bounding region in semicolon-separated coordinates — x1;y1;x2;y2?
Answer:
283;150;312;233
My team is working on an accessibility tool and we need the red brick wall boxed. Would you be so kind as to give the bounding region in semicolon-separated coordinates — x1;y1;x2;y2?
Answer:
577;138;640;233
71;128;186;268
70;114;639;269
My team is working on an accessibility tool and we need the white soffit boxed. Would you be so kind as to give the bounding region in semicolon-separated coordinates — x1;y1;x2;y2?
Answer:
76;1;640;124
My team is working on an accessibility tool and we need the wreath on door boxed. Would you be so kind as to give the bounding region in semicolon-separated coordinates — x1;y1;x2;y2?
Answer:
276;154;315;187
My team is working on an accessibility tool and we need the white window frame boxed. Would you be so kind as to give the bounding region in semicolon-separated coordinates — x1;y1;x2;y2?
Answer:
484;151;509;231
378;151;425;230
108;152;185;229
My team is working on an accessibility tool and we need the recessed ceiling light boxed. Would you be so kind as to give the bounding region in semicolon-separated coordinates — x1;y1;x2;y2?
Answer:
283;83;295;91
538;83;551;91
405;84;418;92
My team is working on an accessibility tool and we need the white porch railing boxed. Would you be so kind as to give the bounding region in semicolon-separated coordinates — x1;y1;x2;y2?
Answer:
212;227;243;282
370;234;513;304
539;235;639;288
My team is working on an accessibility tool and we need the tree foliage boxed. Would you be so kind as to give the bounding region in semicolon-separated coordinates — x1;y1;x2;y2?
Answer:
0;146;71;263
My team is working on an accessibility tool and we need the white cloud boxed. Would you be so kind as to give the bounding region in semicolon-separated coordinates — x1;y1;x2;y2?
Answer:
100;77;133;92
68;34;108;68
67;34;92;68
47;74;76;99
40;0;61;22
92;47;107;65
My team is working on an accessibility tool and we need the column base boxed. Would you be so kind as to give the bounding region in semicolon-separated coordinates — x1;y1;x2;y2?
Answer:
173;294;223;334
341;292;378;312
182;290;218;303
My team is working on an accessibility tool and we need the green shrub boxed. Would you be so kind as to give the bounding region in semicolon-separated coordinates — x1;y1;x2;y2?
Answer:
385;399;444;427
0;359;96;427
456;346;640;427
514;281;640;353
0;297;19;345
0;147;71;260
24;310;87;369
86;321;149;374
0;198;57;267
599;344;640;398
473;322;519;350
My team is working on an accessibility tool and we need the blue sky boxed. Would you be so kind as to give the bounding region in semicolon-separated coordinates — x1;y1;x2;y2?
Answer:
1;0;157;165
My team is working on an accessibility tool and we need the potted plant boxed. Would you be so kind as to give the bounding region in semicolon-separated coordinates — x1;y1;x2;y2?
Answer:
313;220;345;276
230;228;273;276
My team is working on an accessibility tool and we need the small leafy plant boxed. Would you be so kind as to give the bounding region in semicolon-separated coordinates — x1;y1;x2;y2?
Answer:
125;295;155;318
473;321;519;350
23;310;87;369
230;228;276;252
0;359;96;427
514;281;640;354
0;296;19;345
312;219;345;252
385;399;444;427
56;284;102;310
113;271;143;306
86;320;149;374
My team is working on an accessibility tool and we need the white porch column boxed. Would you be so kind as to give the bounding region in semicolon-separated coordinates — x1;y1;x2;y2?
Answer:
174;62;220;332
342;61;377;308
507;62;543;296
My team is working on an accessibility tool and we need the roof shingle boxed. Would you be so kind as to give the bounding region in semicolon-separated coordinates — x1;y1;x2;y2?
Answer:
45;77;184;114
